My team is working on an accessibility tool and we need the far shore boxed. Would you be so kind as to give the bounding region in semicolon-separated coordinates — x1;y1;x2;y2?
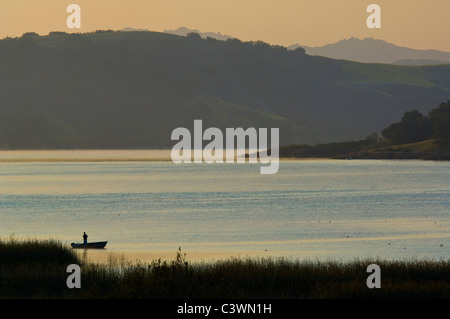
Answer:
0;149;173;162
0;149;329;163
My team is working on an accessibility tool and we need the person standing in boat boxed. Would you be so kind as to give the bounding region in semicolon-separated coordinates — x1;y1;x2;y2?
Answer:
83;232;88;244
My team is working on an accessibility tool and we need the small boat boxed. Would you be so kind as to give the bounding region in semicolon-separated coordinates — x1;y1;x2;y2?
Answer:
71;241;108;249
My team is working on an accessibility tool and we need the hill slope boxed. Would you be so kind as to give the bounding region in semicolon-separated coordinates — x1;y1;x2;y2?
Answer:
0;31;450;149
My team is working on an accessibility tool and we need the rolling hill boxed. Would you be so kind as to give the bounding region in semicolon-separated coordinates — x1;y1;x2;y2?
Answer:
0;30;449;149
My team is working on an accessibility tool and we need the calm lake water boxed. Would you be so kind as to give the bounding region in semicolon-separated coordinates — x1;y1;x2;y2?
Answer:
1;151;449;262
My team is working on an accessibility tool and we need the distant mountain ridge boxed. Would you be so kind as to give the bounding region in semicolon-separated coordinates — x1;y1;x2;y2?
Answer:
289;37;450;65
124;29;450;65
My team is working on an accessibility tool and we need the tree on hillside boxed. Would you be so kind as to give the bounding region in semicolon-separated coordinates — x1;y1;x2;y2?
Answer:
186;32;202;40
49;31;69;36
428;100;450;143
22;32;39;37
381;110;433;144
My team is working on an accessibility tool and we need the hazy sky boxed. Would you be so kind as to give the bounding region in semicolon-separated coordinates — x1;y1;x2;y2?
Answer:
1;0;449;51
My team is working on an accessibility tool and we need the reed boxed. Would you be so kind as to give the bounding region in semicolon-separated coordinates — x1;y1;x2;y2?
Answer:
1;239;450;298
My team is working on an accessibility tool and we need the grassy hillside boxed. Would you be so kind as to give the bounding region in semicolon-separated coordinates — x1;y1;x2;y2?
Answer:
280;136;450;160
1;30;449;149
340;61;436;87
279;100;450;160
351;139;450;160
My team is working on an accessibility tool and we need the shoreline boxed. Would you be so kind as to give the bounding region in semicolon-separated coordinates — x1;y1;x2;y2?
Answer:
1;149;448;162
0;149;330;163
74;249;281;265
3;238;450;298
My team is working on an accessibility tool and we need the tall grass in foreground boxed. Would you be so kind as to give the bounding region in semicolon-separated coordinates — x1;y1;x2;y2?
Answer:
1;239;450;298
0;237;80;298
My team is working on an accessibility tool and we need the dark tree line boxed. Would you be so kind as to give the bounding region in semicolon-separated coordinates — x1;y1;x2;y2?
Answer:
382;101;450;144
